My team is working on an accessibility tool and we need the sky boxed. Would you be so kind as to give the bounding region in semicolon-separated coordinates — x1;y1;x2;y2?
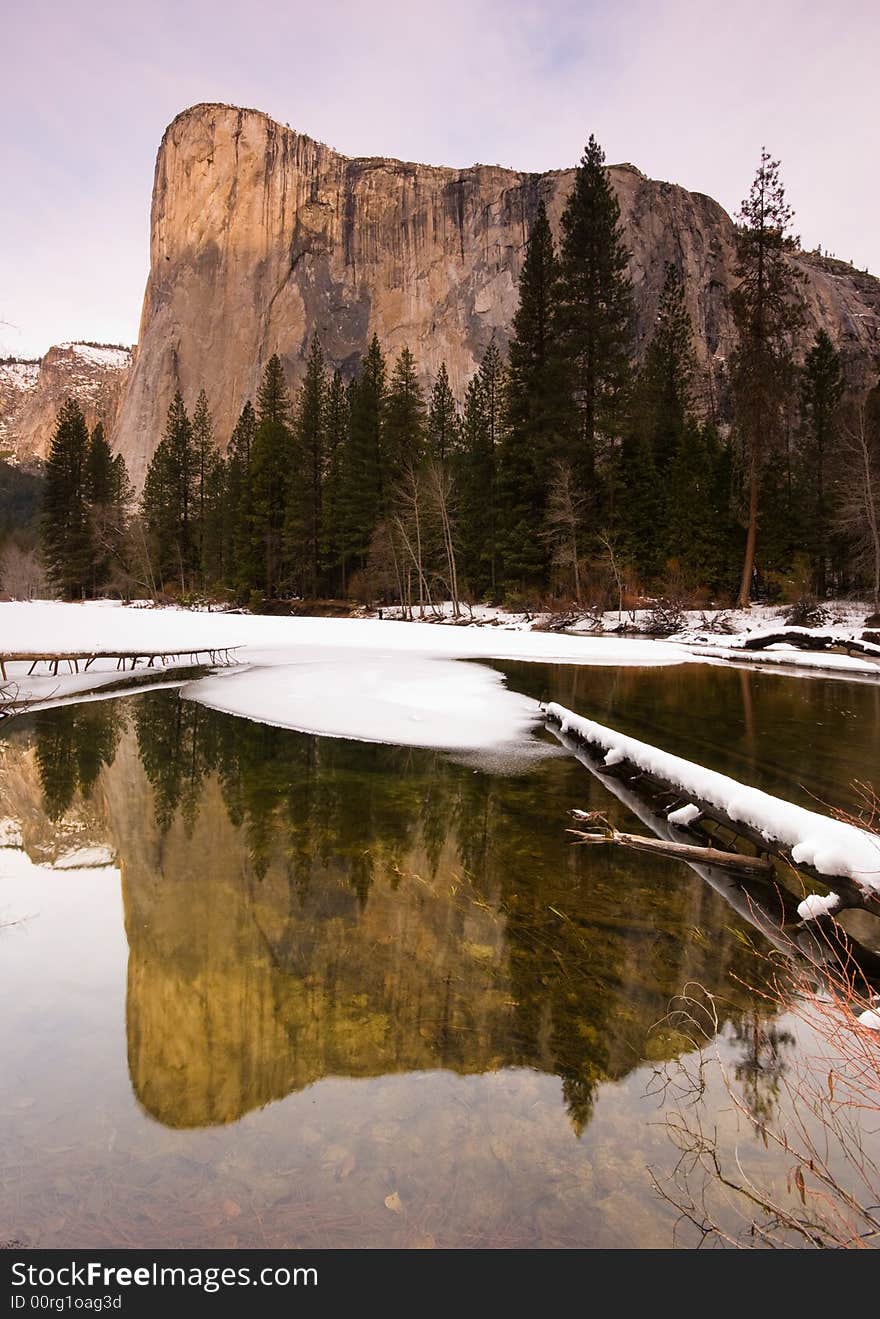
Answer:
1;0;877;359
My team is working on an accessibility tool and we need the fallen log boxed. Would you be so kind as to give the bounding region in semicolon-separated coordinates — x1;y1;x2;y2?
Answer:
740;629;880;659
542;699;880;919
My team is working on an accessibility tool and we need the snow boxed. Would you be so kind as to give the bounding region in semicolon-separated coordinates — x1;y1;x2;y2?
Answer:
796;892;841;920
686;644;880;678
0;818;24;848
52;845;116;870
667;803;701;826
0;360;40;391
544;701;880;896
59;343;131;370
0;601;690;668
184;652;541;753
857;1009;880;1030
0;601;691;757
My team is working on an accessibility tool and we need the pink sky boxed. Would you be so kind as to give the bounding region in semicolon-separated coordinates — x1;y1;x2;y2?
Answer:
2;0;877;358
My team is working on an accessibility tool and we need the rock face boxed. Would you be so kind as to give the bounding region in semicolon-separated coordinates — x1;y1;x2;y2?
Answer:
0;343;132;465
113;102;880;486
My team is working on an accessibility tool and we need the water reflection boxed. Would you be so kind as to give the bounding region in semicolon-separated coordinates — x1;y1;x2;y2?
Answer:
4;661;879;1247
9;689;780;1137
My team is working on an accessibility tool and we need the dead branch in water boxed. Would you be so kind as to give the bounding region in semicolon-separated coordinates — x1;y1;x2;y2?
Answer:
567;810;775;875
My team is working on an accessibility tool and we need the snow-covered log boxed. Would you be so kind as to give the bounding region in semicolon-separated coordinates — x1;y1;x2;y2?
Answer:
542;701;880;914
740;628;880;658
550;716;880;986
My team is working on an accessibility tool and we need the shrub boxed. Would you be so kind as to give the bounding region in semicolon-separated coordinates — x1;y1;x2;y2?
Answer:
783;597;832;627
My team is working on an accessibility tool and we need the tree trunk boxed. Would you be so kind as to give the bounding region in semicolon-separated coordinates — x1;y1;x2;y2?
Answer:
737;464;759;607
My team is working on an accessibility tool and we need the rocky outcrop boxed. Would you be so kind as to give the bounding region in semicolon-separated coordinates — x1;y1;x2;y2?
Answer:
112;104;880;487
0;342;131;465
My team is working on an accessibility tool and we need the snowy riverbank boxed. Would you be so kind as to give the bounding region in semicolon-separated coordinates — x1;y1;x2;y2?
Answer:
0;600;690;755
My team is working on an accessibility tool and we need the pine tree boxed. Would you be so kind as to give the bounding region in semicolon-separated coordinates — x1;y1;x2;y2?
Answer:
286;336;327;596
141;391;198;592
336;336;386;581
557;134;634;492
638;263;695;471
41;398;91;597
384;346;426;482
665;421;737;591
800;330;844;595
200;451;227;588
498;200;569;589
320;370;351;593
478;341;504;593
427;362;460;462
457;369;494;596
85;422;115;506
225;401;257;592
617;425;662;582
246;355;293;596
730;149;804;605
85;422;131;594
191;388;215;581
621;263;697;578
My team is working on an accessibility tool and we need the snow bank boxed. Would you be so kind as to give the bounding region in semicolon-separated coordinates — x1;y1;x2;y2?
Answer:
686;645;880;677
184;652;542;754
544;701;880;897
0;601;690;668
0;601;692;755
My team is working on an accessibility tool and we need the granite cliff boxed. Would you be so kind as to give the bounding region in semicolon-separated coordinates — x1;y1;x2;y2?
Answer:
0;342;131;465
55;104;880;485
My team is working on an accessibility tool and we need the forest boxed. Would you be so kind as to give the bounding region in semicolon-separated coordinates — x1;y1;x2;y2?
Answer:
27;140;880;614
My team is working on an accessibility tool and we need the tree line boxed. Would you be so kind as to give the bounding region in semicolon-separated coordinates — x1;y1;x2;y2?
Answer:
35;138;880;610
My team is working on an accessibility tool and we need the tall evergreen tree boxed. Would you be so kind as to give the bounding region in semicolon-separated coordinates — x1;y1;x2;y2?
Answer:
498;200;569;588
619;264;697;578
638;263;695;470
41;398;91;597
427;362;460;462
730;149;804;605
225;401;257;591
336;336;387;581
321;369;351;593
557;134;634;492
617;425;662;581
85;421;115;506
191;388;214;578
384;346;426;482
85;421;131;594
200;451;227;588
246;355;293;596
666;421;737;591
478;340;504;593
800;329;844;595
141;391;198;592
286;336;327;596
457;352;503;597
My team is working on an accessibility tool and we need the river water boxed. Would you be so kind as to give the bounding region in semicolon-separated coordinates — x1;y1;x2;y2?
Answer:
1;660;878;1248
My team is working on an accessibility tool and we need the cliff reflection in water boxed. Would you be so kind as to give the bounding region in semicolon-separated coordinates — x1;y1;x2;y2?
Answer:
29;689;769;1134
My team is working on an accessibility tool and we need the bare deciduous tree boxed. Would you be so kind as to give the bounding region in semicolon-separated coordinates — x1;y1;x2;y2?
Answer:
0;542;48;600
426;459;460;618
653;790;880;1248
542;459;587;604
